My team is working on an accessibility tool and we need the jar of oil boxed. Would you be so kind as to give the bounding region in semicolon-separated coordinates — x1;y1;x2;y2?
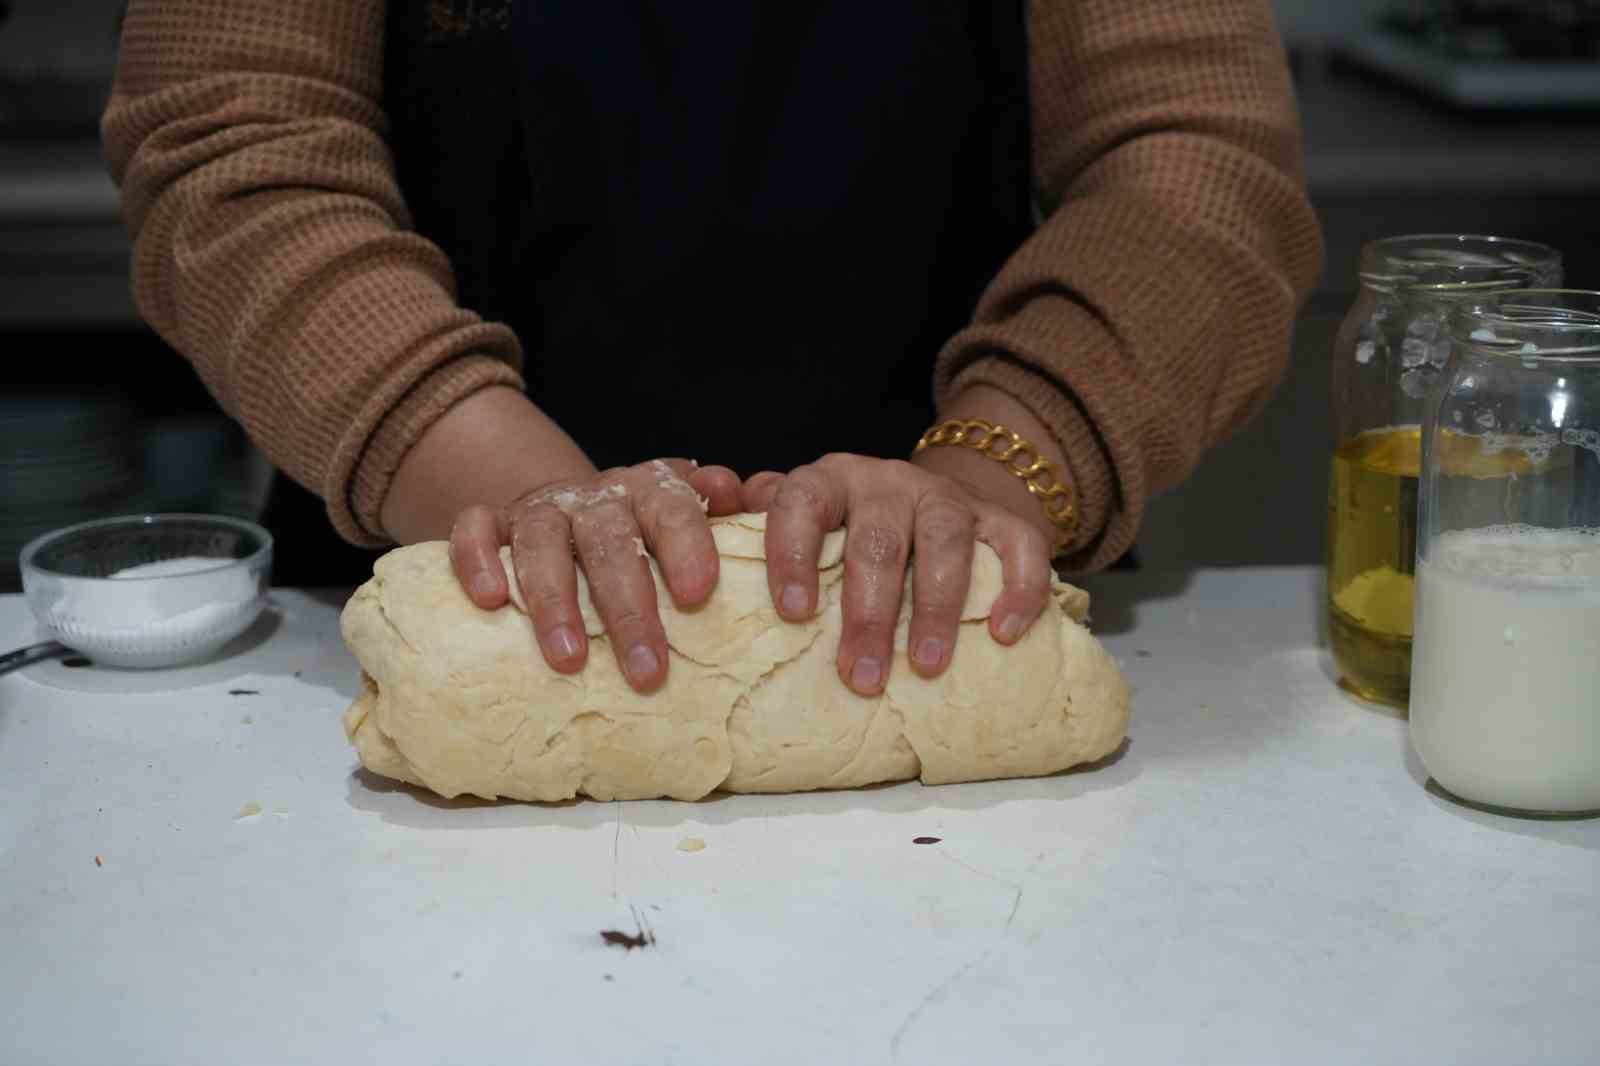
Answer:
1327;235;1562;707
1327;426;1419;705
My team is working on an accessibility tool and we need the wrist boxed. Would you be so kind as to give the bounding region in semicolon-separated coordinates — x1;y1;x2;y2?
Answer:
912;385;1071;548
381;385;595;543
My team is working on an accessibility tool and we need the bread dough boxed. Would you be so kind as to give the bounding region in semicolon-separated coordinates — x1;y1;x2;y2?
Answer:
341;513;1129;802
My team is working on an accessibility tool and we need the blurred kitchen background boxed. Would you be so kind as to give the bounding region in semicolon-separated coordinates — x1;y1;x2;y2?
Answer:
2;0;1599;589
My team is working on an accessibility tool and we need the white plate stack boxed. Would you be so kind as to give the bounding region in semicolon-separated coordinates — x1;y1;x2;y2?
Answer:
1;395;142;592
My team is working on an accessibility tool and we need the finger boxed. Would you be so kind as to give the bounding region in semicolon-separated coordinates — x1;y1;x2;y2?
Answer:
507;501;588;673
762;465;846;623
837;491;915;696
740;471;784;513
633;472;721;608
688;465;743;516
571;497;670;692
449;504;512;609
907;495;976;678
977;510;1053;644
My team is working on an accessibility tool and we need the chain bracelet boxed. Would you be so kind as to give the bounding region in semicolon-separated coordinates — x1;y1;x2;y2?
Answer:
913;417;1078;553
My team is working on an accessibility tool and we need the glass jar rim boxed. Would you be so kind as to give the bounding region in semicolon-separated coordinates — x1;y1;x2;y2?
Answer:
1359;234;1562;294
1453;289;1600;361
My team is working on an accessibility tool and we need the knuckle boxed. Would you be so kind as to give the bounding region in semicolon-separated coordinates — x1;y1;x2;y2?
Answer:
771;474;830;519
572;502;634;545
915;573;967;614
646;497;704;537
881;457;919;481
848;523;907;570
1011;519;1051;559
529;581;571;617
846;591;901;632
916;500;975;553
846;614;896;645
457;503;495;526
1009;566;1050;600
599;603;650;638
516;503;569;540
914;603;962;630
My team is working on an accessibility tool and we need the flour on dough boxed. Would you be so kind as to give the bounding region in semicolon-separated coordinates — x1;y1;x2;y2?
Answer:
341;513;1128;802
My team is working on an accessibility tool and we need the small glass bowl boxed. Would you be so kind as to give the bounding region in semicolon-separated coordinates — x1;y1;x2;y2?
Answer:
19;514;273;668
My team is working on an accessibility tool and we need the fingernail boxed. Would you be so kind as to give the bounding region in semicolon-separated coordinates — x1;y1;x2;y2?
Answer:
912;637;945;668
549;625;581;661
851;657;883;692
998;613;1025;642
625;644;661;681
780;583;809;616
472;573;499;601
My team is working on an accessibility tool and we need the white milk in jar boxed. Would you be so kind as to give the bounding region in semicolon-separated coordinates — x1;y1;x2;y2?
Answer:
1410;525;1600;813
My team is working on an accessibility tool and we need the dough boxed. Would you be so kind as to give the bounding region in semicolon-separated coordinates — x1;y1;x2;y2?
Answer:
341;513;1128;802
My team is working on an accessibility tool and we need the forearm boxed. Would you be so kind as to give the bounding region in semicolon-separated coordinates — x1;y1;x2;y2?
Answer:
380;386;596;544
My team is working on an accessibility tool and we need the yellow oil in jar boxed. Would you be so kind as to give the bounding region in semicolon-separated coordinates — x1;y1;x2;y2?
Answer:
1327;426;1551;707
1327;427;1421;706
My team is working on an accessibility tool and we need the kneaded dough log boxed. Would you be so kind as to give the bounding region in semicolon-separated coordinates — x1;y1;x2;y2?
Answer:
341;513;1128;802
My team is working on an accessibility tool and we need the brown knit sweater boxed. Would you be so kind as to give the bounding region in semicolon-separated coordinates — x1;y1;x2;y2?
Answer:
102;0;1322;569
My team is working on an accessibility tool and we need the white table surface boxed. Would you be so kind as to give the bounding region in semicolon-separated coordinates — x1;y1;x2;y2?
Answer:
2;568;1596;1066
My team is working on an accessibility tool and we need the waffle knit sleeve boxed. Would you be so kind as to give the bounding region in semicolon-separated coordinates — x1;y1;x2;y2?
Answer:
102;0;526;546
935;0;1324;570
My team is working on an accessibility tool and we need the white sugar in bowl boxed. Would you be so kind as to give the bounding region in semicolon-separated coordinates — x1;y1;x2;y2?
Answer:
19;514;273;668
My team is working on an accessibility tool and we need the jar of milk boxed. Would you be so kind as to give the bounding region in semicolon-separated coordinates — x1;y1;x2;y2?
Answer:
1328;235;1562;707
1411;289;1600;816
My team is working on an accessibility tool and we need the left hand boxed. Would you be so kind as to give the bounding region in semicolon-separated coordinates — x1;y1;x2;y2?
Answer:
741;453;1054;696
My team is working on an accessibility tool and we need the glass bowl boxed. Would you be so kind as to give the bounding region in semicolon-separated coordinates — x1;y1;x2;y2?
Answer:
19;514;273;668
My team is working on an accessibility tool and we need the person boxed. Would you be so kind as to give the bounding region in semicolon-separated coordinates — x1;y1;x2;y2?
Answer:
102;0;1322;698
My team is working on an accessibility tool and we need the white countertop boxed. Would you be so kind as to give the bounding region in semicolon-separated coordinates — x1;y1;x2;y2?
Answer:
2;568;1596;1066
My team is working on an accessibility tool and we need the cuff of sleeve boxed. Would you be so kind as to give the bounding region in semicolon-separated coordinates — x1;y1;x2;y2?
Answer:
334;352;526;547
936;347;1133;573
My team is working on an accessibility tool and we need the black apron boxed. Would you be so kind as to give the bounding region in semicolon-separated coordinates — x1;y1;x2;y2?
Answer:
263;0;1033;585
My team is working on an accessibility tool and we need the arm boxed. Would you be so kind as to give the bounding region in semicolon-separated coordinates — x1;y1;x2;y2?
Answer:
748;0;1321;695
101;0;549;546
932;0;1325;570
102;1;737;695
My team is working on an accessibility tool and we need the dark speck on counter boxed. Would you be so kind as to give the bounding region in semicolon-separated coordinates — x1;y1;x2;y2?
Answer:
600;906;656;950
61;656;92;668
600;929;653;951
913;836;942;845
228;689;259;696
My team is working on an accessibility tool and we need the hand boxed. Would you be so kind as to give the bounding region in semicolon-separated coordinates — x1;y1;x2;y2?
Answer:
741;453;1053;697
449;459;743;691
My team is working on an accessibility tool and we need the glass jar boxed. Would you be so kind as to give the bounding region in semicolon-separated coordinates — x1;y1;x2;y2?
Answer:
1411;290;1600;816
1327;235;1562;707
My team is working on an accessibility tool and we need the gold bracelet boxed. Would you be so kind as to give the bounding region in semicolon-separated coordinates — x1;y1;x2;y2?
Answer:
913;417;1078;554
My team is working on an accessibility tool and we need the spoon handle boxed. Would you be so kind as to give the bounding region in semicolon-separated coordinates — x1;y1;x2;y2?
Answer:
0;640;72;675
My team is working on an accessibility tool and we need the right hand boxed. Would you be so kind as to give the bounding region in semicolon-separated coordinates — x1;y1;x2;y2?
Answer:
449;459;742;691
